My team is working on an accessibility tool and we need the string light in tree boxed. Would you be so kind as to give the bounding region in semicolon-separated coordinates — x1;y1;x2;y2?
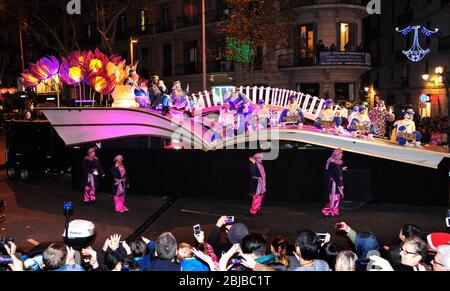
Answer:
226;38;253;63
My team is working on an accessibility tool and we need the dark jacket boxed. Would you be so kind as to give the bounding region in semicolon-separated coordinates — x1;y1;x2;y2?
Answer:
82;157;104;187
149;83;168;107
207;225;232;258
149;259;181;271
249;163;262;195
111;166;129;196
326;162;343;187
134;241;156;271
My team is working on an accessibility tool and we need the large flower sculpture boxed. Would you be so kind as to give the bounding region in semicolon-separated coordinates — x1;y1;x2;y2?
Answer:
21;55;60;89
30;56;60;81
22;70;40;88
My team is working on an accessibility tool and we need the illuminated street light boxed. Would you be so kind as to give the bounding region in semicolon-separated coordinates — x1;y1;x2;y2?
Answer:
364;87;370;92
435;66;444;75
422;74;430;81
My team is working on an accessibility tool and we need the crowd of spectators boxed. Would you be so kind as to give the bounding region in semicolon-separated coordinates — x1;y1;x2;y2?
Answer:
417;116;449;147
1;211;449;272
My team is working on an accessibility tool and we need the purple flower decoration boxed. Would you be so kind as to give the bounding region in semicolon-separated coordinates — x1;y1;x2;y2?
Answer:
30;55;60;81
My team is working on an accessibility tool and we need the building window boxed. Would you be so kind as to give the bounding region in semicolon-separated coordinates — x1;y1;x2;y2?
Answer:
216;0;229;20
161;4;170;30
184;40;198;74
296;83;320;97
298;24;315;65
339;23;354;51
335;83;355;102
140;10;147;32
119;15;126;33
183;0;199;25
163;44;172;77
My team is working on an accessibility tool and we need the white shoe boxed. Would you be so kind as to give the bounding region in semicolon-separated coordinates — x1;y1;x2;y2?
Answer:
351;131;358;138
298;123;304;130
415;142;423;148
368;134;374;141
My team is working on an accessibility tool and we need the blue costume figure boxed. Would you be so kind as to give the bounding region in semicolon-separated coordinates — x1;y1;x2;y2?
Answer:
226;92;254;134
394;109;422;147
279;95;305;129
314;99;342;134
149;75;170;115
350;105;377;140
346;105;360;131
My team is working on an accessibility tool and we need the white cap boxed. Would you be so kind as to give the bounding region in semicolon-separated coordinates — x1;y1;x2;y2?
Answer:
62;220;96;239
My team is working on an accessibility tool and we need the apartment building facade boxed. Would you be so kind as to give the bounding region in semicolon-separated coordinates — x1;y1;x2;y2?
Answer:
79;0;372;103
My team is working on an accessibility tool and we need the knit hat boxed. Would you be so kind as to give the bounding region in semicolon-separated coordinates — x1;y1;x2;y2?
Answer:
359;105;368;112
427;233;450;250
325;99;333;105
227;223;249;245
257;100;265;105
87;147;96;154
114;155;124;162
288;95;297;101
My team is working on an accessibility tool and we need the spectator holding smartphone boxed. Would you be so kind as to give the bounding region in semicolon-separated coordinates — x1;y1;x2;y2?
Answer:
208;216;249;258
290;230;331;271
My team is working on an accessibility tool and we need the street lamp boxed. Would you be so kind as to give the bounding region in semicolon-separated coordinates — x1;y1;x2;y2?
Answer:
201;0;207;91
422;74;430;81
435;66;444;75
130;37;139;65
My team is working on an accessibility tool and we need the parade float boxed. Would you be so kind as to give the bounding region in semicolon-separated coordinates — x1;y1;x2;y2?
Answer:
16;49;450;169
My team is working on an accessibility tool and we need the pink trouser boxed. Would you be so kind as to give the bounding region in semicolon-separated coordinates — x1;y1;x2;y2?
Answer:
84;186;96;203
321;194;342;217
250;195;264;215
114;195;127;212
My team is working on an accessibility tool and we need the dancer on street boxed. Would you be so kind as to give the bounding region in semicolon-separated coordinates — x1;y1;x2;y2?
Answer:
322;148;347;217
112;155;129;213
249;153;267;216
82;147;105;205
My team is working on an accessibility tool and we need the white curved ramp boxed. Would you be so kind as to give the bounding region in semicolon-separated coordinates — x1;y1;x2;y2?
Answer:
40;108;449;169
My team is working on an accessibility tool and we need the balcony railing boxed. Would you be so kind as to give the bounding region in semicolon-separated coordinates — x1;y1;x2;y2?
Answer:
279;51;371;68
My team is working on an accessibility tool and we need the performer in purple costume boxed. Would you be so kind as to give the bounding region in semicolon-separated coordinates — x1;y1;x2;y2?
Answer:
322;148;347;217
